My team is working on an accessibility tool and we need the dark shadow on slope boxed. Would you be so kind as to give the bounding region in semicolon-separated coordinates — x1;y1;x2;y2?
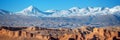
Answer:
0;26;27;31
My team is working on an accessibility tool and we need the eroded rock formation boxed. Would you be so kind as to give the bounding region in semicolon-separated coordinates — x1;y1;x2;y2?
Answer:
0;26;120;40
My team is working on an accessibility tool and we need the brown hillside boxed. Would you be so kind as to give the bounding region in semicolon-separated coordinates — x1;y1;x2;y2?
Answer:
0;26;120;40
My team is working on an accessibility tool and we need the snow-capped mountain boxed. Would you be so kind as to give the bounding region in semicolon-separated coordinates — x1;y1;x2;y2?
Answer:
0;5;120;28
16;5;47;17
45;6;120;17
0;5;120;17
14;5;120;17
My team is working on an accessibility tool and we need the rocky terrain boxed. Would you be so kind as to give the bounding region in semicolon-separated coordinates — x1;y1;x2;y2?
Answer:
0;26;120;40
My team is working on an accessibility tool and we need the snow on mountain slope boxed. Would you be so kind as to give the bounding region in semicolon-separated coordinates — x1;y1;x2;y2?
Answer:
0;5;120;28
16;5;47;17
15;5;120;17
47;6;119;17
45;9;58;13
109;6;120;14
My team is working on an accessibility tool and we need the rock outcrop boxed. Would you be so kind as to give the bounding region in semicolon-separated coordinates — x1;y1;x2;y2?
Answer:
0;26;120;40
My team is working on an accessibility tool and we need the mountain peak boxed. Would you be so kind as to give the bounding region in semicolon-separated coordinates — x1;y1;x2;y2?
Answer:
20;5;40;12
24;5;38;11
17;5;46;16
14;5;120;17
69;7;80;10
27;5;35;10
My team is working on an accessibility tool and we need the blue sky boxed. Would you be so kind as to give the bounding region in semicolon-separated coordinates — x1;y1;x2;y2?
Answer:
0;0;120;12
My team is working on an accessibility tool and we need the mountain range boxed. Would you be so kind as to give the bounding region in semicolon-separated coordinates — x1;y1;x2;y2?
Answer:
0;5;120;28
0;5;120;17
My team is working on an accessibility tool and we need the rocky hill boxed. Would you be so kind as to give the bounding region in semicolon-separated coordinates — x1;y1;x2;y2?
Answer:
0;26;120;40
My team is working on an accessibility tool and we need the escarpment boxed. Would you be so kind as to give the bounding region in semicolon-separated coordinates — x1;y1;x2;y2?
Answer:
0;26;120;40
